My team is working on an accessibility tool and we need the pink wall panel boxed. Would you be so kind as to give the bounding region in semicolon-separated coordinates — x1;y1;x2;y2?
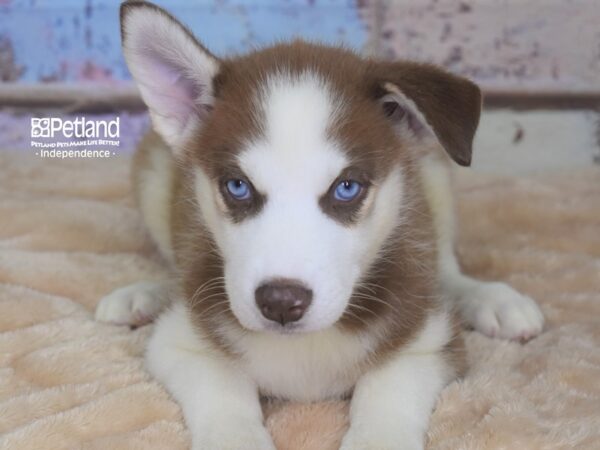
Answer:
370;0;600;93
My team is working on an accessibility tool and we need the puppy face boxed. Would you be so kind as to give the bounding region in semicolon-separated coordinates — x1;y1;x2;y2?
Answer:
120;1;481;334
193;72;406;332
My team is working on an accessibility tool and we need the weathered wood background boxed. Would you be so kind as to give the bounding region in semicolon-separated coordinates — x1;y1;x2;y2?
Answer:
0;0;599;95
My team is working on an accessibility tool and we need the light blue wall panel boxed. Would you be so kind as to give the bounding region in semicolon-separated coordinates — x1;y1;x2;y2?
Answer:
0;0;369;83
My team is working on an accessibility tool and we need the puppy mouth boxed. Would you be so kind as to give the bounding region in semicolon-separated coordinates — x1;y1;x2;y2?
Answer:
229;307;310;334
259;320;307;335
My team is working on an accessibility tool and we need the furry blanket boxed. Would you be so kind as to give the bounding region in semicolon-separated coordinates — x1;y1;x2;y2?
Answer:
1;151;599;450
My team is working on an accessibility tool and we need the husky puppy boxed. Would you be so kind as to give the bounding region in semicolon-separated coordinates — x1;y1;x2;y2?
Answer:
96;2;544;449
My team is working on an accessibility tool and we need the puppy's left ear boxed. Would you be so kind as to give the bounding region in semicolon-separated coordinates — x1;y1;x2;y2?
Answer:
372;62;482;166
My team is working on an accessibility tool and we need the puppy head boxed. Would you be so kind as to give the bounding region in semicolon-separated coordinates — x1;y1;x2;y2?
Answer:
121;1;481;334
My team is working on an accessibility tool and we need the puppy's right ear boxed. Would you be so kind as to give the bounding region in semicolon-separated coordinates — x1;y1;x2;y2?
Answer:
120;1;220;154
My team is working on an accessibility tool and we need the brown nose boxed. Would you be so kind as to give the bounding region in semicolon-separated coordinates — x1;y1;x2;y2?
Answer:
255;279;313;326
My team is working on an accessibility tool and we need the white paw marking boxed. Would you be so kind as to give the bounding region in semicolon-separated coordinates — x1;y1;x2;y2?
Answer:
191;422;276;450
458;281;544;341
95;281;170;326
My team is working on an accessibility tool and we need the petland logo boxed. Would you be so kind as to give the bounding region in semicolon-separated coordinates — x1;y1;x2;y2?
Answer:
31;116;120;158
31;117;119;138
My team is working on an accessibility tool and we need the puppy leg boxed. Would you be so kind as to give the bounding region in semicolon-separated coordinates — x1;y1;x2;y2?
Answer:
441;274;544;340
340;314;454;450
421;155;544;340
95;281;171;326
146;303;275;450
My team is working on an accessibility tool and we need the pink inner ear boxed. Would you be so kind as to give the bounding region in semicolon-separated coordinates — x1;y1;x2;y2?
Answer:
138;49;207;127
150;57;198;123
406;110;425;134
382;99;425;135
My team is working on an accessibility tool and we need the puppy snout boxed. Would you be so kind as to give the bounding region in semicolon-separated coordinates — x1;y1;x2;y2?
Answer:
255;279;312;326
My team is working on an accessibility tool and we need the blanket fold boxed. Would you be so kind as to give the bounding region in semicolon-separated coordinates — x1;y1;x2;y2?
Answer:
1;151;599;449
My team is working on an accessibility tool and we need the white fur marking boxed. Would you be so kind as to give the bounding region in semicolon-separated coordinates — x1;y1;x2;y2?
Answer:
137;139;176;265
340;311;454;450
224;322;377;401
420;153;544;340
146;304;275;450
95;281;170;326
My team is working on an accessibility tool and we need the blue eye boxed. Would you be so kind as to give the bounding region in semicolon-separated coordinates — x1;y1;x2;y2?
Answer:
226;179;251;200
334;180;362;201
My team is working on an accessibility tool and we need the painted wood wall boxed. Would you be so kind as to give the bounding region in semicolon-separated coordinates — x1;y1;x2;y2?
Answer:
0;0;599;93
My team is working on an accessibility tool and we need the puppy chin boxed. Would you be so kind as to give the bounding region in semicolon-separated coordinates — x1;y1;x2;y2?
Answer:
261;321;307;335
238;314;339;336
240;315;316;335
227;306;299;334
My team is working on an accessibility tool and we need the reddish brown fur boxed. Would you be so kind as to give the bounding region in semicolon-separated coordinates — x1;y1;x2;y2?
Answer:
134;40;479;370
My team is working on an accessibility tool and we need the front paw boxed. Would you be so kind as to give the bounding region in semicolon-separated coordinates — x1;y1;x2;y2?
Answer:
339;427;423;450
191;419;276;450
95;281;169;326
459;281;544;341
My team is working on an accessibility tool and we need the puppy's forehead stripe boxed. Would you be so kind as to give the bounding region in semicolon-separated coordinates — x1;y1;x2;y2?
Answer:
237;72;349;195
261;72;337;153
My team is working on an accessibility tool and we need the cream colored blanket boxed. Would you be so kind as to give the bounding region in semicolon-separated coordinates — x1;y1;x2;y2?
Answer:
1;151;599;450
